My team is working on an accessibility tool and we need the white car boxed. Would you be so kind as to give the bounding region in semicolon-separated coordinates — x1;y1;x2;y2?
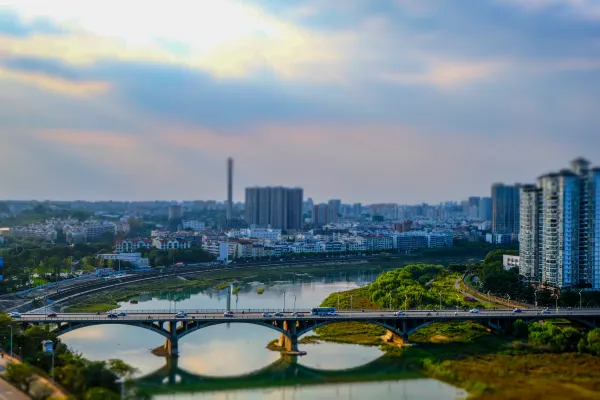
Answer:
327;311;337;316
542;308;551;314
175;312;187;318
9;312;21;318
395;311;406;317
469;309;479;313
224;311;234;317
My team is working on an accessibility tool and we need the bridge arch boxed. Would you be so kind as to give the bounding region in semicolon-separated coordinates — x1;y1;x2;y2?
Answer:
176;320;289;340
53;321;172;339
295;319;406;338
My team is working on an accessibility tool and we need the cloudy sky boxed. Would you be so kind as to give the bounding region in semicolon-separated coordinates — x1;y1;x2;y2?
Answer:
1;0;599;204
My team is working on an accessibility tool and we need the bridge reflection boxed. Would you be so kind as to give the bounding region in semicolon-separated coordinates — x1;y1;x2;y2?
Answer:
135;354;420;394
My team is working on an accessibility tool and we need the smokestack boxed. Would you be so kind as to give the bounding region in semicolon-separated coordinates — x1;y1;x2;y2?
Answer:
227;157;233;220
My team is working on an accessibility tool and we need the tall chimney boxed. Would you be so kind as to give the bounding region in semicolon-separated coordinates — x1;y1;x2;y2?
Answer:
227;157;233;220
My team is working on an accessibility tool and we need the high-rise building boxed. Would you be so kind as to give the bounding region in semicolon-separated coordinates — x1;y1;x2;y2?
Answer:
227;158;233;220
167;204;183;232
328;199;341;223
313;203;329;228
479;197;492;221
244;186;303;230
519;158;600;290
492;183;521;234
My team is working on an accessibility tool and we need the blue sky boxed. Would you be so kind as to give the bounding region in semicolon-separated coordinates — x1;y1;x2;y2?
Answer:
1;0;599;203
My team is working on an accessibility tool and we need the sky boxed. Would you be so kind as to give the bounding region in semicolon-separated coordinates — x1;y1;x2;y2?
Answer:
1;0;600;204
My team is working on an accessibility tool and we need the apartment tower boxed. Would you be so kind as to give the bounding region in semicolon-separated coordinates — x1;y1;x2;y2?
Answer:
519;158;600;289
244;186;303;230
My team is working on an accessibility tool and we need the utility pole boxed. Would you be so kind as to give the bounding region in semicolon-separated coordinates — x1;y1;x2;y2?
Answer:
579;290;583;309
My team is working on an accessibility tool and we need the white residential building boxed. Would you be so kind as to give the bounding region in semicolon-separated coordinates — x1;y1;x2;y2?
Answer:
152;237;192;251
115;238;154;253
98;253;149;269
182;220;205;231
503;255;520;270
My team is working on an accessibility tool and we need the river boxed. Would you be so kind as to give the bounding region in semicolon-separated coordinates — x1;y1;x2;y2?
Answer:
60;270;466;399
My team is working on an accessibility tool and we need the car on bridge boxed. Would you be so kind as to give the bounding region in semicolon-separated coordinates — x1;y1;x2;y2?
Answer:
395;311;405;316
9;312;21;318
118;312;127;317
175;312;187;318
512;308;523;313
106;313;118;319
469;309;479;313
290;312;304;317
262;313;272;317
542;308;551;314
224;311;234;317
47;313;57;318
275;312;284;317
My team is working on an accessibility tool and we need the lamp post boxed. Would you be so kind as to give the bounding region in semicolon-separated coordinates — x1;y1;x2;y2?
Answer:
456;294;460;312
115;378;125;400
506;294;511;309
555;293;559;312
283;291;286;312
41;340;54;383
579;290;583;309
405;294;408;312
487;291;491;303
389;293;392;311
6;325;13;357
337;292;340;310
438;292;442;310
534;290;538;308
350;295;353;313
293;294;297;311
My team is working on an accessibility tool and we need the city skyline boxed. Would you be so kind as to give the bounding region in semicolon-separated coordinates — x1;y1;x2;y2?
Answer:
2;1;600;202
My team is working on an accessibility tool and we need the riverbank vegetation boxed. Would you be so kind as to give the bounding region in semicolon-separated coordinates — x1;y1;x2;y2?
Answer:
309;253;600;399
0;313;136;399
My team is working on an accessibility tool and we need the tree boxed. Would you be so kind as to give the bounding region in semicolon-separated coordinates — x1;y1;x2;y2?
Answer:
107;359;138;380
5;362;37;394
84;387;120;400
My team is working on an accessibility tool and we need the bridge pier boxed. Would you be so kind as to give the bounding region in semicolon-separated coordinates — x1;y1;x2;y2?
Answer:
163;337;179;356
278;334;299;352
383;330;410;346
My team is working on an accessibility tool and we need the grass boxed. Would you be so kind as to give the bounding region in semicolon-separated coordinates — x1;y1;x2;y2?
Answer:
65;302;119;312
303;322;387;346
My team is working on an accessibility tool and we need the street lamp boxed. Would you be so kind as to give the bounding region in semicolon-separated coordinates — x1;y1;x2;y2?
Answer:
506;294;511;309
555;293;559;312
350;295;353;312
487;291;491;303
405;294;408;312
115;378;125;400
337;292;340;310
456;294;460;312
534;290;538;308
293;294;297;311
389;292;392;311
41;340;55;383
579;290;583;309
4;326;13;357
438;292;442;310
283;291;286;312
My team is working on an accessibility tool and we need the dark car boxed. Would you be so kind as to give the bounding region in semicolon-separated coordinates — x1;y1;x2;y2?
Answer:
106;313;118;319
275;312;284;317
47;313;57;318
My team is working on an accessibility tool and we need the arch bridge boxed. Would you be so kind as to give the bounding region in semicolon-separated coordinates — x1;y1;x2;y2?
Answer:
18;309;600;356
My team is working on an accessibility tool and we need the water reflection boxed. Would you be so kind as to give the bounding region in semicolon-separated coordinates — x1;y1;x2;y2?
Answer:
141;355;466;400
152;380;465;400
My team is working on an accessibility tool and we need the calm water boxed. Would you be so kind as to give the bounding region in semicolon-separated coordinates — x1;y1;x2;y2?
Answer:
60;270;465;399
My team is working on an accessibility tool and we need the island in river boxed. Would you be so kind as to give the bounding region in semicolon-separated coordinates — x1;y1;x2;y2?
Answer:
296;263;600;400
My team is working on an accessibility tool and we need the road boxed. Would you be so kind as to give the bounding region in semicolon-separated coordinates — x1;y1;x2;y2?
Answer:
14;308;600;323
